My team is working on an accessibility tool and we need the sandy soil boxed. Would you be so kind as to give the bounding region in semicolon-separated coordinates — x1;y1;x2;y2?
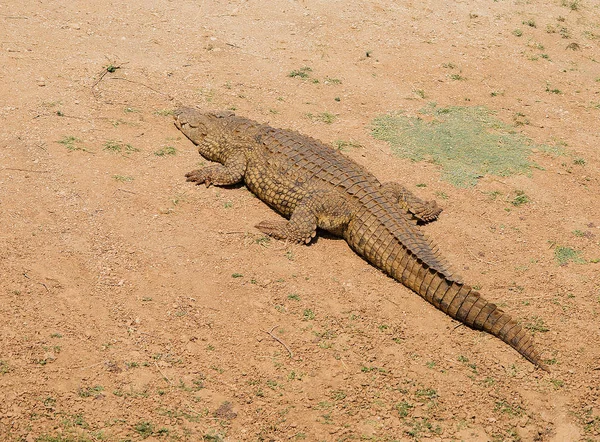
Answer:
1;0;600;440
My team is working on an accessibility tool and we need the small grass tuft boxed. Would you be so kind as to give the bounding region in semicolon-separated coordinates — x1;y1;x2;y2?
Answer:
561;0;580;10
494;399;524;416
154;146;177;156
324;77;342;84
333;139;363;151
303;309;315;320
154;109;174;116
307;112;336;124
511;190;529;206
396;401;414;417
288;67;312;78
555;245;585;265
103;140;122;152
57;136;85;151
414;89;426;99
525;316;550;333
78;385;104;398
112;175;134;182
134;421;154;438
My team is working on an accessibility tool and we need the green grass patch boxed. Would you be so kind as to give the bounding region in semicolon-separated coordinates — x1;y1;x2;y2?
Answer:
133;421;154;438
288;67;312;78
57;136;85;152
555;245;585;265
333;139;363;151
154;146;177;156
494;399;524;416
511;190;529;206
112;175;134;182
306;112;336;124
324;77;342;84
524;316;550;334
372;104;539;186
78;385;104;398
104;141;139;154
303;309;315;320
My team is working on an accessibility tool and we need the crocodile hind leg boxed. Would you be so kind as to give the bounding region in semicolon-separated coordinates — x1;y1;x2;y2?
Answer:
380;182;442;223
256;190;353;244
185;151;247;187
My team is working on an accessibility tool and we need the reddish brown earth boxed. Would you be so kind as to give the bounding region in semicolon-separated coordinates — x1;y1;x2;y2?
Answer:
1;1;600;441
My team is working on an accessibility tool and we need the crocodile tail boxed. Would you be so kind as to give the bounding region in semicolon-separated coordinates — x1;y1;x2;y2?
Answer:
414;267;550;372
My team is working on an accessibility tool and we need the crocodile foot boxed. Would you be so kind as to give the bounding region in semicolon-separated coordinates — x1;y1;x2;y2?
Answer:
255;220;316;244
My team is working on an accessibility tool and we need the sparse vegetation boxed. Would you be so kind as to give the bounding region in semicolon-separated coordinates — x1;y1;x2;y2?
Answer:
555;245;585;265
306;111;336;124
333;139;363;151
495;399;524;416
511;190;529;206
288;66;312;78
57;136;85;151
525;316;550;333
372;104;539;186
562;0;580;10
5;2;599;441
112;175;134;182
546;84;562;94
78;385;104;398
303;309;315;320
104;141;139;154
154;109;174;116
134;421;154;438
154;146;177;156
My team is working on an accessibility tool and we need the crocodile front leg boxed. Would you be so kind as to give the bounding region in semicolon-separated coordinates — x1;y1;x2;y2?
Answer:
256;189;353;243
380;182;442;223
186;151;247;187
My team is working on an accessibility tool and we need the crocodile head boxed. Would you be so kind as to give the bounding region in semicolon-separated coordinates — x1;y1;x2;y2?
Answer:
173;108;236;161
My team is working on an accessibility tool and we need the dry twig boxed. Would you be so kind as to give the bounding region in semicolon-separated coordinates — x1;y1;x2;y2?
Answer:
263;325;293;358
154;362;172;385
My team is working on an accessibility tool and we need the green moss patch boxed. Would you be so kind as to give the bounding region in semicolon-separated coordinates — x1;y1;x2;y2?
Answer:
372;104;543;187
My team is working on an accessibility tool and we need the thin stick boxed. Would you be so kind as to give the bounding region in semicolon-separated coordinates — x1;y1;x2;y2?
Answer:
154;362;172;385
1;168;49;173
264;325;293;358
116;188;137;195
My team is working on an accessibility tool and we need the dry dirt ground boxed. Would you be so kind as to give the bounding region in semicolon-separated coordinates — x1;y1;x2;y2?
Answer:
1;0;600;441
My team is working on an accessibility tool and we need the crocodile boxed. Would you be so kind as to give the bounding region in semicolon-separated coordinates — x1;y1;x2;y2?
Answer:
173;107;549;372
